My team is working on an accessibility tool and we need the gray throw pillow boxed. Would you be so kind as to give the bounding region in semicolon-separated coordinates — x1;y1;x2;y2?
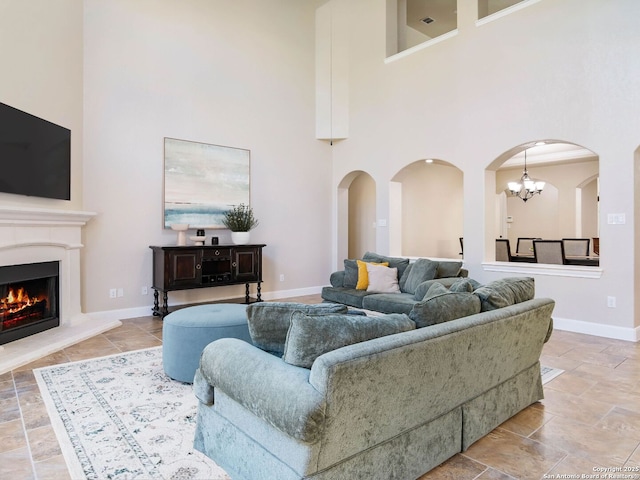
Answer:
399;263;413;292
283;312;415;368
435;260;463;279
424;281;449;298
246;302;348;355
409;287;481;328
401;258;437;294
414;279;437;301
473;277;535;312
343;259;359;288
362;252;410;279
449;278;481;293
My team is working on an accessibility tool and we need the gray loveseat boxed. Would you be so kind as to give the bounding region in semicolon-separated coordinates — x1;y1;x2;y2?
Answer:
321;252;469;314
193;278;554;480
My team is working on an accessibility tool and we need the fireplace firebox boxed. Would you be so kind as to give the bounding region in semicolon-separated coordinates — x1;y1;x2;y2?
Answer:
0;261;59;345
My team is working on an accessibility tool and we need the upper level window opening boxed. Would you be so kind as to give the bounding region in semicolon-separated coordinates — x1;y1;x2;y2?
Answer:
387;0;457;58
478;0;526;20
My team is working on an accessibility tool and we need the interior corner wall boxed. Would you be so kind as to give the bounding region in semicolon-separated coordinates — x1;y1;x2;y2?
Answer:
0;0;84;211
82;0;332;314
327;0;640;339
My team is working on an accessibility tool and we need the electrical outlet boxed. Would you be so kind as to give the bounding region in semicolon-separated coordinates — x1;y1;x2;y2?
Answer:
117;288;124;298
280;274;285;282
607;296;616;308
109;288;117;299
141;286;148;295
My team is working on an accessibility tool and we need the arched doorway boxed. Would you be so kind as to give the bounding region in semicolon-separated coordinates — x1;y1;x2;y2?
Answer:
336;171;377;260
390;159;463;258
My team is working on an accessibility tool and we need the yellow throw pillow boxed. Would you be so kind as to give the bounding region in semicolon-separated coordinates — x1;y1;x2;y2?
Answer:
356;260;389;290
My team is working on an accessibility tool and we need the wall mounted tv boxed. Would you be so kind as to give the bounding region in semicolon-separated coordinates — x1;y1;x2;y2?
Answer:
0;102;71;201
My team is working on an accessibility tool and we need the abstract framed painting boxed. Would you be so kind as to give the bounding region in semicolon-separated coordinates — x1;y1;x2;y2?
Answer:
163;137;250;229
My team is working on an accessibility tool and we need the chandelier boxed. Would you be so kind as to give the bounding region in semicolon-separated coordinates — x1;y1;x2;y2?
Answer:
507;149;545;202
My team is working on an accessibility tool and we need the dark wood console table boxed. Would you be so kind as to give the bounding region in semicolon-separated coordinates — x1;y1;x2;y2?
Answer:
150;244;266;317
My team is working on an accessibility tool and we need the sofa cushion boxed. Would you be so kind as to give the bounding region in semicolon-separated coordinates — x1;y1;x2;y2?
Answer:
361;293;416;314
449;278;481;293
409;283;481;328
423;282;449;298
246;302;348;356
366;263;400;293
362;252;411;279
343;259;359;288
283;312;415;368
435;260;463;279
401;258;438;294
356;260;389;290
413;277;467;301
321;286;376;309
473;277;535;312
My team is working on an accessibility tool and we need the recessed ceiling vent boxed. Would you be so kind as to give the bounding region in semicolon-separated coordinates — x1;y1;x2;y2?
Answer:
420;17;435;25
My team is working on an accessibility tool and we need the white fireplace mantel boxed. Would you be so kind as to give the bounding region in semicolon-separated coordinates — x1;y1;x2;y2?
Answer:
0;205;97;225
0;206;122;374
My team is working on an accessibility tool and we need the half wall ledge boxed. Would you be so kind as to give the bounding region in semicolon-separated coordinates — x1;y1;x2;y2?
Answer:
482;262;602;279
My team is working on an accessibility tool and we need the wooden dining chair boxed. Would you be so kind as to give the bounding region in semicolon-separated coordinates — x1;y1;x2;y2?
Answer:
533;240;566;265
562;238;590;257
495;239;513;262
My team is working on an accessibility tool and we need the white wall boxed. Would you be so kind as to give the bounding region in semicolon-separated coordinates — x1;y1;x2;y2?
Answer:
3;0;639;341
82;0;332;314
0;0;84;211
326;0;640;339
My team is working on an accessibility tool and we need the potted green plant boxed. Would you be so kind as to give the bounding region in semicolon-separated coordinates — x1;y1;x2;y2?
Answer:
222;203;259;244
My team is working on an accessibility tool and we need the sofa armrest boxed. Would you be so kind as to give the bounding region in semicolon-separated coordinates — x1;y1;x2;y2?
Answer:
329;270;345;287
197;338;326;443
459;268;469;278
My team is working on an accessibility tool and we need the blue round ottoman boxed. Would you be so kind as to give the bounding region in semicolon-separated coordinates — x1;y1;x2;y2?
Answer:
162;304;251;383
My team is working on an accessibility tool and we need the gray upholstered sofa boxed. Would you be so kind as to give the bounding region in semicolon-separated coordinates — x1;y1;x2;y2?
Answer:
321;252;469;314
193;278;554;480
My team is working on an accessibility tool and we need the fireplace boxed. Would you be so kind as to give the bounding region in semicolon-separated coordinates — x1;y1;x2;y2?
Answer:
0;206;125;375
0;261;60;345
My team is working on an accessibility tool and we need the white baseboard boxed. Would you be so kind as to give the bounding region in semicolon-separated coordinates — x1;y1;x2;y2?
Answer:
88;290;640;344
552;316;639;342
258;286;323;301
86;286;325;323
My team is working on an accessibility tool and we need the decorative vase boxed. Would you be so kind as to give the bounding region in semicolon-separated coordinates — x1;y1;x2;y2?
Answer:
170;224;190;246
231;231;250;245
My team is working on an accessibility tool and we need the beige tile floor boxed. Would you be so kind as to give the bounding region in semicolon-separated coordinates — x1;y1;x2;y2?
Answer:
1;294;639;479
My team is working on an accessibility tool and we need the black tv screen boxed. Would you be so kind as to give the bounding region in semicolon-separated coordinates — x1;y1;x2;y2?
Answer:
0;102;71;201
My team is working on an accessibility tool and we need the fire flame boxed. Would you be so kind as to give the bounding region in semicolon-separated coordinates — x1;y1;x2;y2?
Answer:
1;287;41;314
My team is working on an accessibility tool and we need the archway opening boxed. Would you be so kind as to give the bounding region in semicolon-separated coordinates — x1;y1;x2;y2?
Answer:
337;171;377;261
391;158;463;258
491;140;599;262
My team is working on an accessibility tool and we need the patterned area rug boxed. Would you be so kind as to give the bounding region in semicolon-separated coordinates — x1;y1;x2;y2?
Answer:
34;347;229;480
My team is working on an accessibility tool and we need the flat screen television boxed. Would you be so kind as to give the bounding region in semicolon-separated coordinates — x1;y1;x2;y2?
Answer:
0;102;71;201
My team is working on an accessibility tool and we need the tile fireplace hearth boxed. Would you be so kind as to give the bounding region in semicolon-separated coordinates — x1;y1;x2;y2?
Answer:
0;206;121;373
